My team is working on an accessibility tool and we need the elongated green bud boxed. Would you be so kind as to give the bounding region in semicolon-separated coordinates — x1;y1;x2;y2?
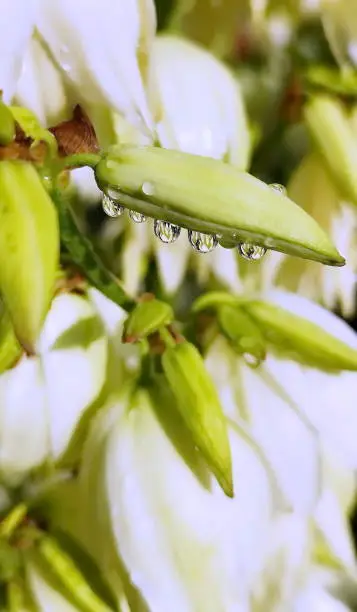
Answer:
218;305;266;365
30;534;112;612
0;305;22;373
245;300;357;370
0;161;59;352
123;299;173;342
95;145;344;266
304;95;357;206
161;341;233;497
0;101;15;145
192;291;242;313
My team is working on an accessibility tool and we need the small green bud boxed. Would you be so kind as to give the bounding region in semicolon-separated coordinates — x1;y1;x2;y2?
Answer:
0;161;59;352
218;305;266;365
161;341;233;497
95;145;344;266
0;101;15;145
192;291;242;313
123;299;174;342
245;299;357;370
304;95;357;205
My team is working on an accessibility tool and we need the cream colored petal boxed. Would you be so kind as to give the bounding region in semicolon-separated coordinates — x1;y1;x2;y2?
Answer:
0;357;48;486
37;0;155;134
0;0;36;102
122;222;150;296
153;35;250;168
93;389;274;611
14;34;72;126
154;238;190;295
238;360;320;514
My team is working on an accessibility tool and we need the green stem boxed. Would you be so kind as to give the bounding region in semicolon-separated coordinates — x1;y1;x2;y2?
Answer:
56;153;101;172
159;327;176;349
51;188;136;312
0;503;27;539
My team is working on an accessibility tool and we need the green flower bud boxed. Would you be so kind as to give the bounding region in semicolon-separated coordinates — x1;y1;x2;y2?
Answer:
9;106;57;155
122;298;173;343
0;305;22;374
218;305;266;366
304;95;357;206
245;293;357;370
0;101;15;145
0;161;59;352
95;145;344;265
161;341;233;496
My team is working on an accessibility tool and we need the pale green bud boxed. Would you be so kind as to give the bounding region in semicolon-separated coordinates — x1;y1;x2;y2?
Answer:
95;145;344;265
123;298;173;343
0;161;59;353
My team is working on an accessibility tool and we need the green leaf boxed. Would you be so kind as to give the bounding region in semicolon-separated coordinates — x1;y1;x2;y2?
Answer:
0;161;59;352
95;145;344;266
162;341;233;497
123;299;173;342
9;106;57;156
244;300;357;370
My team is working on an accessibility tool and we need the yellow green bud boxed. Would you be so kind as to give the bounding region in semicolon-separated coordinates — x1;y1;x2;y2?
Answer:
123;299;173;342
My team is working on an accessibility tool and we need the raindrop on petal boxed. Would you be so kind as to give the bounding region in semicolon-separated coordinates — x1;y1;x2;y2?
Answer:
238;242;267;261
154;220;181;244
129;210;147;223
102;193;125;218
142;182;155;196
188;231;218;253
269;183;286;195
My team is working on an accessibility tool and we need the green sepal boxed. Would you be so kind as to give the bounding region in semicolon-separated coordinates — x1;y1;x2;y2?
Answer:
245;300;357;370
95;145;344;266
161;341;233;497
123;299;174;342
0;161;59;352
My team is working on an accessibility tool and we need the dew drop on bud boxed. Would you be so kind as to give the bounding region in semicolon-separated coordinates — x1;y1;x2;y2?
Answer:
188;231;218;253
238;242;267;261
154;220;181;244
243;353;261;368
269;183;286;195
129;210;147;223
142;182;155;197
102;193;125;218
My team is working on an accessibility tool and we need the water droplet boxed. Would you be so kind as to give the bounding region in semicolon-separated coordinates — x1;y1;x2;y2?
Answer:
154;220;181;244
243;353;261;368
102;193;125;218
269;183;286;195
238;242;267;261
188;231;218;253
129;210;146;223
142;182;155;196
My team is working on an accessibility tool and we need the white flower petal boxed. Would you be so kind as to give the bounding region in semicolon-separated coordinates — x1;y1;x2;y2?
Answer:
0;358;48;486
0;0;36;102
37;0;155;134
155;239;191;295
14;34;71;126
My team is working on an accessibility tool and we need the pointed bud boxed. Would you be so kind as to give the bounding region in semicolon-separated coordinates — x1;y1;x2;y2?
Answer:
95;145;344;265
0;161;59;352
304;95;357;206
245;290;357;370
218;305;266;365
0;101;15;145
123;298;173;343
161;341;233;496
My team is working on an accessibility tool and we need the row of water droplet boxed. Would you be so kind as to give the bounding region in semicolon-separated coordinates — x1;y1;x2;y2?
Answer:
101;183;286;261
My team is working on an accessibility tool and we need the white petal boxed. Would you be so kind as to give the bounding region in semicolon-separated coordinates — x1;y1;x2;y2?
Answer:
37;0;155;134
14;34;71;126
154;239;190;295
238;360;320;513
0;357;48;486
153;36;250;168
101;389;273;611
70;167;102;207
0;0;36;102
